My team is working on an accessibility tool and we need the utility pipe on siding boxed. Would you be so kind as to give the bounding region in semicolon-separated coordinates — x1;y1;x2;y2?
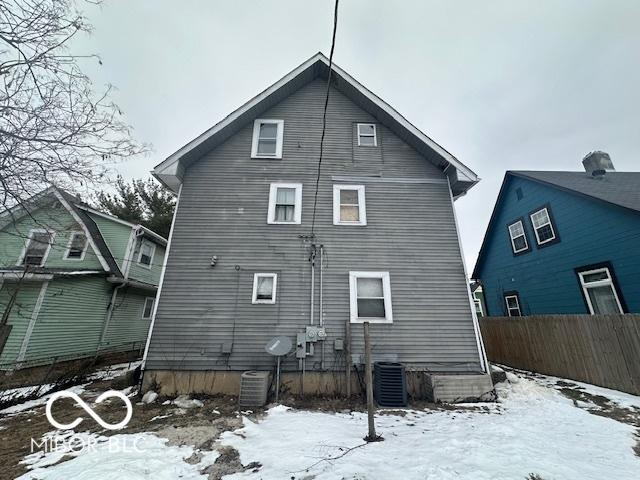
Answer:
319;245;325;370
98;283;126;353
309;246;316;325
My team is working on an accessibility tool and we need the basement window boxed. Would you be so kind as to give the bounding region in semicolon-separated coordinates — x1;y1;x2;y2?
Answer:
530;207;556;245
137;240;156;268
251;119;284;158
508;220;528;254
142;297;155;319
349;271;393;323
578;267;623;314
252;273;277;304
268;183;302;224
19;229;54;267
333;185;366;226
504;294;522;317
64;232;88;260
357;123;377;147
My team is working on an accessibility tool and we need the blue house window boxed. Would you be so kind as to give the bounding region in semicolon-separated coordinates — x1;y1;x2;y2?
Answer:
577;267;623;314
508;220;529;254
504;293;522;317
530;207;556;246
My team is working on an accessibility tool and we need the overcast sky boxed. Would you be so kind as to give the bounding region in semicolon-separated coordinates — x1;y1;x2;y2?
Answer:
76;0;640;272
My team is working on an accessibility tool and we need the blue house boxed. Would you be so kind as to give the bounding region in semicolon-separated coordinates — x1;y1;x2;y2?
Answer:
472;152;640;317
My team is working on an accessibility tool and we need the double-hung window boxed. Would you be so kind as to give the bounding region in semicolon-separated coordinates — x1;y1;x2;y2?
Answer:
138;240;155;268
504;294;521;317
578;267;623;314
251;119;284;158
357;123;377;146
142;297;155;319
267;183;302;224
349;272;393;323
530;207;556;245
333;185;366;226
19;229;54;267
64;232;88;260
252;273;277;304
508;220;528;254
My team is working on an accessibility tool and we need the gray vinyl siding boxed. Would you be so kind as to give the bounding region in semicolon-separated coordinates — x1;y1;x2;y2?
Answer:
146;79;482;373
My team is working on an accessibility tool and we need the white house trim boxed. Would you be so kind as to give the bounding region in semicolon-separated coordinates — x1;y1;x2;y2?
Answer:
348;271;393;324
267;183;303;225
77;205;167;245
16;229;55;267
333;185;367;226
578;267;623;314
63;231;88;261
251;119;284;159
153;53;478;192
251;273;278;304
53;190;111;272
142;184;183;370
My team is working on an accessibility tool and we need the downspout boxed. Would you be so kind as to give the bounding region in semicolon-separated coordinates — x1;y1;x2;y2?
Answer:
98;282;126;353
309;245;316;325
97;226;141;353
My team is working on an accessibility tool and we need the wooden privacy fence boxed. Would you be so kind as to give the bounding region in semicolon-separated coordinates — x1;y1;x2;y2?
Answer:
479;314;640;395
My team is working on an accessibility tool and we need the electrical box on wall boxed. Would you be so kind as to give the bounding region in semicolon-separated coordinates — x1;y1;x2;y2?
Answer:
334;338;344;351
296;332;306;359
305;326;326;342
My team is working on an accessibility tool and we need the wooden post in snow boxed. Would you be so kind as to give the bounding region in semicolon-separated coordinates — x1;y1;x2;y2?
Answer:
364;321;377;441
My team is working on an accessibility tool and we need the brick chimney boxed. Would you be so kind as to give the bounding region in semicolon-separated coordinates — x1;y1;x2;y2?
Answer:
582;151;615;177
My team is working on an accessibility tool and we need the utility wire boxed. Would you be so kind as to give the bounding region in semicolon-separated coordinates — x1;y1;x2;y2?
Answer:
310;0;339;237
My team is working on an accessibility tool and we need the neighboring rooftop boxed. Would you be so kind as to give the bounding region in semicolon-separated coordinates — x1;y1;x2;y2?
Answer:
510;170;640;213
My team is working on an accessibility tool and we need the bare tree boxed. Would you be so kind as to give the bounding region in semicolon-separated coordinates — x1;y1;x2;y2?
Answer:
0;0;145;210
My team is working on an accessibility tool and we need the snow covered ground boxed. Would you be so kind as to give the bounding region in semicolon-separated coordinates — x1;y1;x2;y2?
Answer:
9;369;640;480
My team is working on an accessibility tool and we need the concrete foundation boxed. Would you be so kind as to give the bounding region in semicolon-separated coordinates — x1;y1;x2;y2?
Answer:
143;369;495;403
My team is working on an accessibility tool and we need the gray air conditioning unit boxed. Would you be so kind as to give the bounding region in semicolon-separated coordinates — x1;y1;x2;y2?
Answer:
239;371;270;407
374;362;407;407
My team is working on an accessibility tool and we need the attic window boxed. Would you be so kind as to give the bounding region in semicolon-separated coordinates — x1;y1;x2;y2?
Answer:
357;123;377;147
137;240;155;268
530;207;556;245
251;119;284;158
64;232;88;260
508;220;528;254
19;229;54;267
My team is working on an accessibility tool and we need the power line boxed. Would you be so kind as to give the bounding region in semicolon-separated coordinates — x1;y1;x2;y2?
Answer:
310;0;339;238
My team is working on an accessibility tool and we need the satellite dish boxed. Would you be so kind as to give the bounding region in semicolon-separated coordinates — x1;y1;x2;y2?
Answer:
265;336;292;356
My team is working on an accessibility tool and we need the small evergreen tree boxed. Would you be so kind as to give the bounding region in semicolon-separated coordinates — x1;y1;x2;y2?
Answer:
95;176;175;238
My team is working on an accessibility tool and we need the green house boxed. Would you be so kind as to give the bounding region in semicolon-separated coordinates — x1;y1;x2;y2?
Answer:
0;187;167;369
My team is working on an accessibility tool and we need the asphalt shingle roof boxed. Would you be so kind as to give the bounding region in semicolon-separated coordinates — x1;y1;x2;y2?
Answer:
511;171;640;213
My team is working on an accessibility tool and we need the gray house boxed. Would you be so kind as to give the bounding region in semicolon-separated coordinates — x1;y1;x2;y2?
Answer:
143;53;492;402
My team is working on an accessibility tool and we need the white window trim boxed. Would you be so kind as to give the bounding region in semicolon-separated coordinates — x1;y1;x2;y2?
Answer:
63;231;88;261
142;297;155;319
357;123;377;147
474;297;484;317
16;229;55;267
578;267;623;315
349;271;393;324
508;220;528;253
252;273;278;304
333;185;367;226
530;207;556;245
137;239;156;269
251;119;284;159
504;295;521;317
267;183;303;225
